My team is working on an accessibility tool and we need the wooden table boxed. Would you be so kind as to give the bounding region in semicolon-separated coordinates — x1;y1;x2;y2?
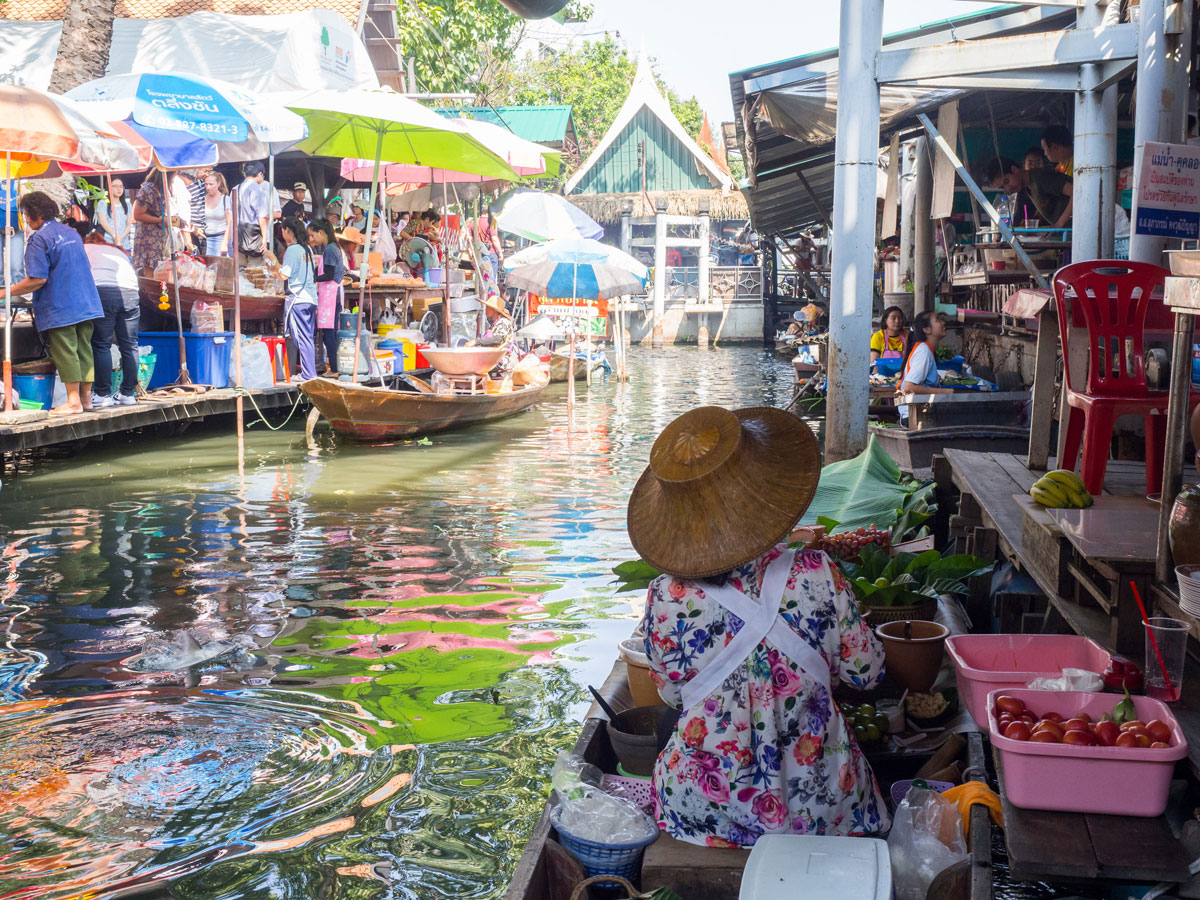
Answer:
993;749;1190;884
1048;496;1160;655
343;284;446;326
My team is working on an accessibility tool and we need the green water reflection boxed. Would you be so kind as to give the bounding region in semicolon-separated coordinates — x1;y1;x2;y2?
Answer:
0;347;798;899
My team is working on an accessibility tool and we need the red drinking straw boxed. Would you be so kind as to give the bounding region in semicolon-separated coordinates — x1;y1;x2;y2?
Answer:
1131;580;1174;696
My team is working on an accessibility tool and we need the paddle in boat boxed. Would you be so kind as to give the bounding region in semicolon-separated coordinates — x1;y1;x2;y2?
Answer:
301;346;547;440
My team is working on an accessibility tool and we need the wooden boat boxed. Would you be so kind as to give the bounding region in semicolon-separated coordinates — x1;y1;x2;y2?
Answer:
507;652;994;900
138;276;285;322
301;376;547;440
549;350;609;383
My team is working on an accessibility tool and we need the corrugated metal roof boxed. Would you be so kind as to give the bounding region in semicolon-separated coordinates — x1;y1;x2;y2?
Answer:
572;106;713;194
436;106;575;147
728;5;1078;237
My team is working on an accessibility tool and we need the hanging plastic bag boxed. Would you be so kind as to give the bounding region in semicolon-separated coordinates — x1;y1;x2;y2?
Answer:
375;219;398;266
887;785;969;900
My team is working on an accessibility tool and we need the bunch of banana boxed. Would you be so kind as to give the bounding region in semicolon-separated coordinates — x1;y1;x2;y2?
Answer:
1030;470;1094;509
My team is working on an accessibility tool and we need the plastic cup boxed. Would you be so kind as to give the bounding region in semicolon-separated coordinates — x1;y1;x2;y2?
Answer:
1144;617;1189;702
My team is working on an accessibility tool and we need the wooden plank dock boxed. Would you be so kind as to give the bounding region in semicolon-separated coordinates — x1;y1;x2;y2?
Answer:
0;384;301;454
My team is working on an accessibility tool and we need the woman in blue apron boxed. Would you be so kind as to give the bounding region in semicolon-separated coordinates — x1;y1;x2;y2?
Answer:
632;406;889;848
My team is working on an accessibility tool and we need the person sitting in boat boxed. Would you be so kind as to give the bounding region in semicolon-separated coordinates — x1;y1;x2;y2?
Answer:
634;406;890;848
871;305;907;364
470;294;518;379
898;310;956;425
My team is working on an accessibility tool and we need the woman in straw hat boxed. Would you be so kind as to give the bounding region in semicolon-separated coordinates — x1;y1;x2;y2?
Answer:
468;293;517;378
633;406;889;847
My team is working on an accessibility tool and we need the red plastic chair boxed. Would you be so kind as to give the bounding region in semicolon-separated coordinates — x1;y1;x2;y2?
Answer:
1053;259;1196;495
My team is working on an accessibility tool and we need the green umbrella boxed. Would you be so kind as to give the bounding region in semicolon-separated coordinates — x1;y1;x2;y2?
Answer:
284;88;518;369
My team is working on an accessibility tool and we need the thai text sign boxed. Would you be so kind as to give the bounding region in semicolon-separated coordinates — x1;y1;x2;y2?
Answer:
1134;141;1200;239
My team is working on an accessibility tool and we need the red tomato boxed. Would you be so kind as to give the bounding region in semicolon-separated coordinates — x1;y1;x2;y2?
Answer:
1151;741;1171;749
1074;712;1092;724
1041;712;1063;724
1020;712;1037;725
1095;721;1120;747
999;714;1014;728
1063;718;1090;733
1115;731;1139;748
1146;720;1172;744
1032;721;1065;741
1030;730;1061;743
1120;720;1146;732
995;696;1025;717
1004;721;1032;741
1062;729;1098;746
1134;733;1152;748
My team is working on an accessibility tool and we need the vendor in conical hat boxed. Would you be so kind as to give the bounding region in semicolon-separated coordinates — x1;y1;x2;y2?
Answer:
632;406;889;847
467;293;517;377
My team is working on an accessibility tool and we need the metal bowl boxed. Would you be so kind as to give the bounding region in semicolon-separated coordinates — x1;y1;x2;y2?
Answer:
421;346;506;376
1166;250;1200;277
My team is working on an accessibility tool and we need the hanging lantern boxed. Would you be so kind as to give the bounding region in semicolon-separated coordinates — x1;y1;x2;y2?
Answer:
496;0;569;17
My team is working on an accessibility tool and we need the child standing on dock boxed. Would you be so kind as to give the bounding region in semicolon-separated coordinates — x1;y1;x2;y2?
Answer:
6;192;102;417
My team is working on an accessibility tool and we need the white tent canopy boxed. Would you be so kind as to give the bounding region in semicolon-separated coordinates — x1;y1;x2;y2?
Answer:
0;9;378;93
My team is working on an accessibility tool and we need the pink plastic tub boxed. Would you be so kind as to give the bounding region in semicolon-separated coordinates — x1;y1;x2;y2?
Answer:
987;689;1187;816
947;634;1111;726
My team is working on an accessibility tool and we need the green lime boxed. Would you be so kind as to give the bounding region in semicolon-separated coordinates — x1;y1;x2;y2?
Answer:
853;724;869;741
857;704;876;719
872;713;890;734
874;577;890;589
864;724;881;741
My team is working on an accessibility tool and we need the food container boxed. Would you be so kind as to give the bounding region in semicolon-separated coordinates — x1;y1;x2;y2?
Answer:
739;835;891;900
987;689;1187;816
946;634;1111;726
605;705;676;777
619;638;660;707
875;620;949;692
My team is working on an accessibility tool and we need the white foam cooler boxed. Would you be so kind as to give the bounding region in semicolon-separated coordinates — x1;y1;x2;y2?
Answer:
738;835;892;900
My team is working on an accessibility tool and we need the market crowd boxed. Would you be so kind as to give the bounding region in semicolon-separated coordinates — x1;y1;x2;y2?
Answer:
1;164;511;414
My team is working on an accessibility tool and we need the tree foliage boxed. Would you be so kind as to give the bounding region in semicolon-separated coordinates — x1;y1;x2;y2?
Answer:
493;35;708;176
398;0;521;95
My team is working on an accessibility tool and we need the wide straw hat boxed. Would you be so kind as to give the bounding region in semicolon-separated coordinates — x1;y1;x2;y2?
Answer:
483;294;511;318
628;406;821;579
336;226;366;246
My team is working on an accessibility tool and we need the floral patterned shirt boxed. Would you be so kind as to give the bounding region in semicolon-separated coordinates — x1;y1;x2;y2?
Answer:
131;180;166;274
642;545;890;847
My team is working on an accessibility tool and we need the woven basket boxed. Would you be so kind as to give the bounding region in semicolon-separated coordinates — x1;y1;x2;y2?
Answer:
862;596;939;624
12;358;55;375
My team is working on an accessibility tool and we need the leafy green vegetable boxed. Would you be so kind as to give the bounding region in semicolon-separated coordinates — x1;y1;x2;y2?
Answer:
1112;685;1136;726
611;559;661;593
838;544;992;607
800;436;937;541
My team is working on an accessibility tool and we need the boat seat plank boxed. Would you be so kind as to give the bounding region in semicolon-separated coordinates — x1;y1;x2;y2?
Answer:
944;449;1028;562
641;833;751;900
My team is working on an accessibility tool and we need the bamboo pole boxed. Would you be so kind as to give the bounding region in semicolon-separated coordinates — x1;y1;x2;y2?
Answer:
354;131;385;383
161;169;190;384
231;185;244;474
3;153;12;412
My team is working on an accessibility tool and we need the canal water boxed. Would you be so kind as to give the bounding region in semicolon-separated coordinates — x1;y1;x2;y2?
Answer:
0;347;797;900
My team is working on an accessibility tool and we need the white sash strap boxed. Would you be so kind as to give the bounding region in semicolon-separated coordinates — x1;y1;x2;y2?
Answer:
679;553;832;712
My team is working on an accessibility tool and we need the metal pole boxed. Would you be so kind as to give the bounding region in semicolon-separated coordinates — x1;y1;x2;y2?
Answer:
1074;0;1116;261
231;183;244;473
1129;0;1171;264
1157;310;1196;584
826;0;883;462
698;209;711;348
3;153;11;412
354;131;385;383
652;208;666;348
913;136;934;317
567;261;577;406
162;169;190;384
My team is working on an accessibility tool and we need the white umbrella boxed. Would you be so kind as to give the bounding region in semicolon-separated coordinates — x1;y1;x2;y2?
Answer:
492;189;602;242
516;313;564;341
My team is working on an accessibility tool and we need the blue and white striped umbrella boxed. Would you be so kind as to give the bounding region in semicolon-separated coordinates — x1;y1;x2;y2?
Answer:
504;238;648;299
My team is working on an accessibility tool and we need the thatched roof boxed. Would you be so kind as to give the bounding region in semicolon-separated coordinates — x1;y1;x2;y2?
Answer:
565;190;750;225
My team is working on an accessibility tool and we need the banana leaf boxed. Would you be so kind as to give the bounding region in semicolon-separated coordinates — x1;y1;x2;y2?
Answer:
801;436;933;537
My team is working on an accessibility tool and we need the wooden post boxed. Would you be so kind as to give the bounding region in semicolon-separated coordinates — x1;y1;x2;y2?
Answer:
1156;308;1197;583
1027;303;1059;470
652;198;667;348
698;201;711;349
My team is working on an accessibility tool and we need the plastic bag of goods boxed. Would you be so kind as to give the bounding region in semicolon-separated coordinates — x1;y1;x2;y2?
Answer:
190;299;224;334
553;787;658;845
887;785;968;900
152;259;176;284
511;353;549;388
229;337;274;390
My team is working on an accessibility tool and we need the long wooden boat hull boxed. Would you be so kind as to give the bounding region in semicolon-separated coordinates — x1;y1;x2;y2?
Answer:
301;377;547;440
138;277;285;322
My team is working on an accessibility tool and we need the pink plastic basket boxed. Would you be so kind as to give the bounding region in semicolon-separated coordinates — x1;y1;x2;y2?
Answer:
947;634;1112;726
987;688;1188;816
